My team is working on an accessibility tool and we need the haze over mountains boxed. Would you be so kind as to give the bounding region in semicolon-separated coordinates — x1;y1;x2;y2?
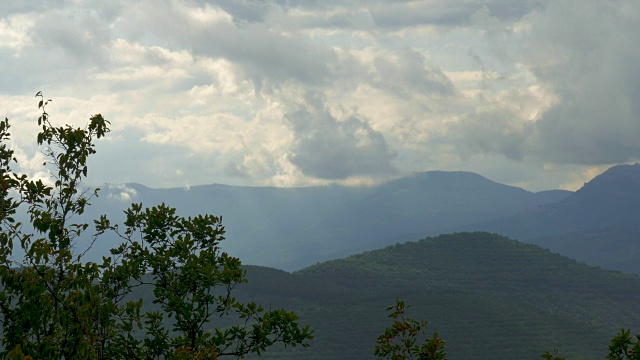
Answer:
450;163;640;273
93;170;570;270
87;162;640;274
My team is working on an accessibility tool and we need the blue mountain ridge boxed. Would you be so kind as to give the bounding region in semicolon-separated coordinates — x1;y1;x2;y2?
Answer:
88;170;570;270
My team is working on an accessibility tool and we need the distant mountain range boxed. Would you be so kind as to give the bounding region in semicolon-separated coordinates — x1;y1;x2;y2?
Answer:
209;232;640;360
449;164;640;273
84;163;640;273
48;165;640;358
90;170;571;270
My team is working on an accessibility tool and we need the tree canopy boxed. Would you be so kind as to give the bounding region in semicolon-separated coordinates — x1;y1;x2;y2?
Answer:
0;93;312;359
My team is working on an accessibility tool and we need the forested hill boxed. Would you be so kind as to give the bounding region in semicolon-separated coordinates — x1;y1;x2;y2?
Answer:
220;232;640;360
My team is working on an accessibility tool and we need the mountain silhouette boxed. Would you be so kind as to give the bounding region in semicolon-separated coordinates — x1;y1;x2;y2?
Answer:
450;163;640;273
89;171;569;270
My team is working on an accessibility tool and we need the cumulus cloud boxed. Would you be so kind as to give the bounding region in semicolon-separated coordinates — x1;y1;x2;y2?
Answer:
372;48;456;97
430;0;640;174
2;0;636;191
112;1;339;89
284;93;397;180
369;0;548;29
521;0;640;165
196;0;275;23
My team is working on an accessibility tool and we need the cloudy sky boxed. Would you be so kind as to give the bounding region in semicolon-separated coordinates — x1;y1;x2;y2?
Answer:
1;0;638;192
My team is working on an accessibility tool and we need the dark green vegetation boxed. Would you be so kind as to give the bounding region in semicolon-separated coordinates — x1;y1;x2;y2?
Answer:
542;329;640;360
374;299;446;360
453;164;640;273
605;329;640;360
205;232;640;360
0;94;311;359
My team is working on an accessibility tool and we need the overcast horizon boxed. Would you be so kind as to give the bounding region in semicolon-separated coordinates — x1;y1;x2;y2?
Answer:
1;1;639;192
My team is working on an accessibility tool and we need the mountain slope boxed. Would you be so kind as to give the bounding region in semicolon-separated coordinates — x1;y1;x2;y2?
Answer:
448;164;640;273
216;232;640;360
91;171;570;270
534;224;640;273
277;171;571;267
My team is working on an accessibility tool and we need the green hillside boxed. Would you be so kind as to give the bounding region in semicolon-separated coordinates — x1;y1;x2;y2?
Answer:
216;232;640;360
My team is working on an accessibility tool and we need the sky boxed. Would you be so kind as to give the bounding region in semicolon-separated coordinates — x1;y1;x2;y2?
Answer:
1;0;639;192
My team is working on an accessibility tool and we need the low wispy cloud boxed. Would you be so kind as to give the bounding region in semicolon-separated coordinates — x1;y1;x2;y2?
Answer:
105;184;138;202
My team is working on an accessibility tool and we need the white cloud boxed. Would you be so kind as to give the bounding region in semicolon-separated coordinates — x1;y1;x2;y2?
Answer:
0;14;33;52
1;0;636;192
106;184;138;202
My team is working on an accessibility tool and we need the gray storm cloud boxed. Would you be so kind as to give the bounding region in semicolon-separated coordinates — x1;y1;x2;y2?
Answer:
2;0;636;190
450;0;640;167
373;48;456;97
193;0;274;23
369;0;548;28
523;0;640;165
452;109;530;161
284;94;397;180
115;3;338;89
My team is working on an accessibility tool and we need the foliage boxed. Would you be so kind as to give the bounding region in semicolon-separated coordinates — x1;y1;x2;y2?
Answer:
607;329;640;360
0;93;312;359
541;348;565;360
372;300;640;360
374;299;445;360
542;329;640;360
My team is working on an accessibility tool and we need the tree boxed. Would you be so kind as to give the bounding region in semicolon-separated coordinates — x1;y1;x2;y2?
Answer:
607;329;640;360
541;348;565;360
375;300;639;360
0;93;312;359
541;329;640;360
374;299;446;360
